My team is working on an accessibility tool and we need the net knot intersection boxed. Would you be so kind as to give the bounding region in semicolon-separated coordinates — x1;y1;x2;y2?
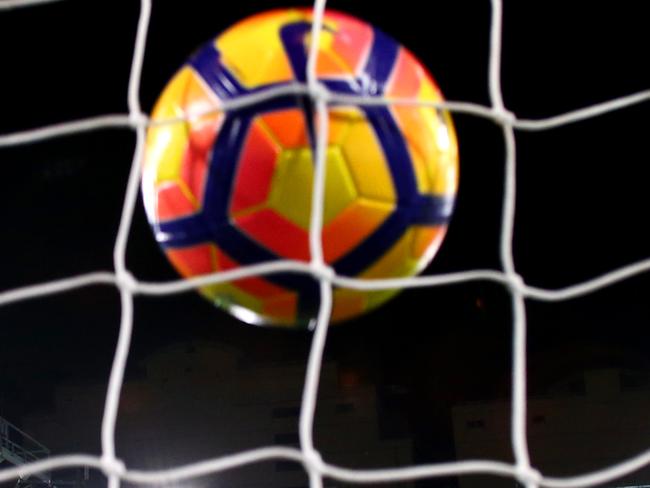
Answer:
116;270;139;294
309;262;336;283
515;465;542;487
495;108;516;126
506;272;526;294
100;456;126;478
128;111;148;129
302;448;326;475
308;82;331;104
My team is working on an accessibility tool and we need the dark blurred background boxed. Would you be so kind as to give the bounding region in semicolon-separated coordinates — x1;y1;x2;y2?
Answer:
0;1;649;487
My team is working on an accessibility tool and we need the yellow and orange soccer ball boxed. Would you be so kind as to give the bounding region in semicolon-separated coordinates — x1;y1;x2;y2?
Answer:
142;8;459;328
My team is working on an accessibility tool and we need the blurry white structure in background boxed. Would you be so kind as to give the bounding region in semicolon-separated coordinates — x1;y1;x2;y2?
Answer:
22;341;412;488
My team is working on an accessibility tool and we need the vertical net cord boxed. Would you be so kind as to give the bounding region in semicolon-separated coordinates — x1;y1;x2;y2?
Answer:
101;1;152;488
299;0;331;486
488;0;536;486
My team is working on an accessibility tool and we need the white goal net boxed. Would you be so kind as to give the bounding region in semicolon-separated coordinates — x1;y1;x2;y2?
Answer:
1;0;649;488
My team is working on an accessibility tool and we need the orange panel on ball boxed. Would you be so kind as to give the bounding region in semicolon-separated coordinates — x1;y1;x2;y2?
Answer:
331;291;366;322
328;108;355;144
386;49;422;98
322;199;392;263
314;50;350;78
230;121;280;215
388;50;447;196
259;109;309;148
234;208;310;261
412;226;446;260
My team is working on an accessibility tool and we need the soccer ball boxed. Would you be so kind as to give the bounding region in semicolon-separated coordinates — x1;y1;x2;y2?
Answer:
141;8;459;328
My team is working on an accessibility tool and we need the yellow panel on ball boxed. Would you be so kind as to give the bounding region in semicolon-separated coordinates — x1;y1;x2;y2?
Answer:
216;10;299;88
419;82;459;196
341;109;397;203
145;67;192;185
267;146;357;231
361;229;419;280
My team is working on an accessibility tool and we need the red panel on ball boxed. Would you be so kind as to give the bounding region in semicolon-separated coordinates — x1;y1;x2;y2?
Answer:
263;294;298;323
187;115;221;153
234;208;310;262
230;121;280;215
180;146;209;205
156;181;196;221
166;244;215;277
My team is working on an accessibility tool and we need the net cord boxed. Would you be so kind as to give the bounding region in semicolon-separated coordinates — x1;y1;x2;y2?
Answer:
485;1;533;483
0;0;649;487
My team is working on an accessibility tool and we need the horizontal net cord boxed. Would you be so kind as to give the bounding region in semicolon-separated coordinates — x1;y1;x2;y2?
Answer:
3;448;650;488
514;89;650;131
541;448;650;488
0;115;133;147
0;450;563;486
0;0;65;10
322;459;536;485
2;87;650;148
2;256;650;308
124;447;305;484
0;272;118;306
324;449;650;488
522;257;650;301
